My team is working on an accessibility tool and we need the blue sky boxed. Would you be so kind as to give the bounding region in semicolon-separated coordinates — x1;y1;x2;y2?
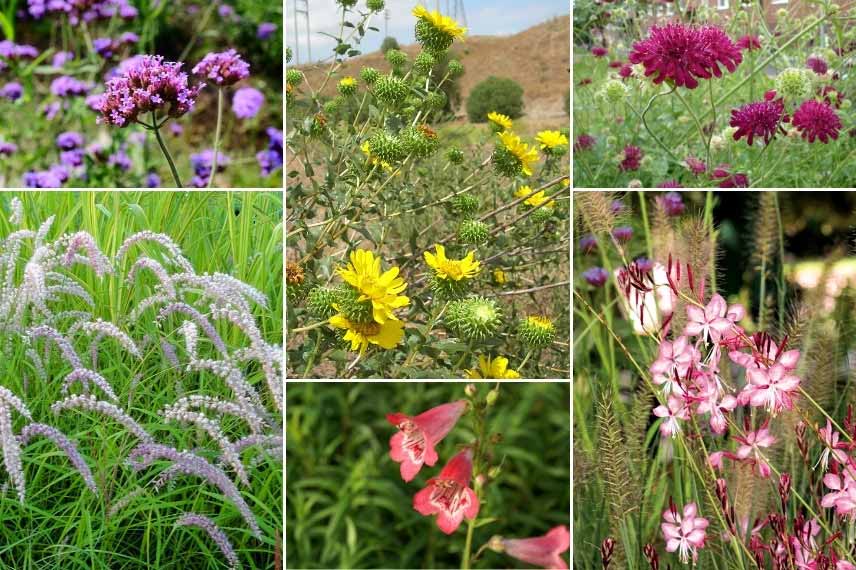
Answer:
287;0;570;64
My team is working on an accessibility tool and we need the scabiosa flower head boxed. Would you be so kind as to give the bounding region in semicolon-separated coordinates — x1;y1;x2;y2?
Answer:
51;76;92;98
574;134;596;151
629;23;742;89
0;82;23;101
232;87;264;119
729;98;785;146
736;35;761;50
386;400;467;481
597;78;629;104
792;99;842;143
591;46;608;57
662;502;708;564
583;267;609;287
56;131;84;150
490;526;571;569
619;145;642;171
190;149;230;187
684;156;706;175
413;448;479;534
257;22;277;40
712;166;749;188
192;49;250;86
775;67;813;100
806;55;828;75
657;180;683;188
96;55;202;127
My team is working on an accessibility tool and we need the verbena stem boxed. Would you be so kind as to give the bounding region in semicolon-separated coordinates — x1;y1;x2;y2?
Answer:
151;112;182;188
207;87;224;189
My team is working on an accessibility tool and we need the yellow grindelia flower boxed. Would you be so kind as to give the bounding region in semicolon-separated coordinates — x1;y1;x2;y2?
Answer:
340;76;356;87
535;130;569;150
487;112;513;131
337;249;409;324
412;5;467;38
515;185;555;208
360;141;394;172
498;131;539;176
465;355;521;379
526;315;554;331
493;268;507;284
424;244;480;281
329;314;404;354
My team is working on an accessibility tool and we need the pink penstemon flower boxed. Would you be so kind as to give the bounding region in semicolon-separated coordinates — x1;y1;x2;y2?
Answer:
490;525;570;569
413;448;480;534
661;500;708;564
735;425;777;478
387;400;468;482
738;363;801;416
653;395;691;438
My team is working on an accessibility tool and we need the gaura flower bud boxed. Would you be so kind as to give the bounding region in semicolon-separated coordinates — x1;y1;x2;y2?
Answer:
445;296;503;340
373;76;409;107
360;66;380;85
457;219;490;245
306;286;338;319
518;315;556;348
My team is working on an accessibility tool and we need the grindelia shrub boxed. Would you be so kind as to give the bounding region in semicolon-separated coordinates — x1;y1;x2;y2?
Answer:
466;76;524;123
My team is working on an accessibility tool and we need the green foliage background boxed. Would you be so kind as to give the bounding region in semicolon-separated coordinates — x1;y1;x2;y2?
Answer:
285;382;570;569
466;77;525;123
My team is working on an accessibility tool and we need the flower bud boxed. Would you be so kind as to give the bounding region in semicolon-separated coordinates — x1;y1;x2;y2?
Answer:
306;286;338;319
457;219;490;245
360;66;380;85
367;131;405;164
518;315;556;349
286;69;304;87
597;79;629;104
451;193;479;217
465;383;477;397
775;67;813;100
447;60;464;77
485;389;499;406
366;0;385;11
373;76;409;107
414;51;435;73
424;90;447;109
385;49;408;68
445;296;503;340
334;285;374;323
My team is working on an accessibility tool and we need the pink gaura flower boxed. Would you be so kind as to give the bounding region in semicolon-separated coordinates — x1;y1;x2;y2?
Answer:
650;336;696;393
654;396;691;438
729;332;800;371
497;525;570;569
413;448;479;534
818;419;851;471
387;400;467;482
691;379;737;435
821;468;856;519
737;364;800;415
662;501;709;564
684;294;741;344
735;426;776;477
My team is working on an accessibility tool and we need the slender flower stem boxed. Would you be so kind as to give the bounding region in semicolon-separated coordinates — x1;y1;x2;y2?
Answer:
462;517;476;570
207;87;225;189
518;349;533;371
151;112;182;188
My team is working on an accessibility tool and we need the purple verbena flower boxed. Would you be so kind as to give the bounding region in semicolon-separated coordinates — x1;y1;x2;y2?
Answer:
93;37;117;58
108;148;132;171
23;165;69;188
52;51;75;68
145;171;161;187
256;127;282;177
190;150;230;187
56;131;84;150
60;150;85;167
583;267;609;287
0;41;38;61
170;123;184;137
232;87;264;119
1;82;23;101
257;22;277;40
192;49;250;86
0;142;17;156
51;76;92;97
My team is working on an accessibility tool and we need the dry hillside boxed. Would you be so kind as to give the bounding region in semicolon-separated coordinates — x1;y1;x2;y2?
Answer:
298;15;570;121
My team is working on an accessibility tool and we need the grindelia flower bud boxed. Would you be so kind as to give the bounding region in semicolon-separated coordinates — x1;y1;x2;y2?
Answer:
518;315;556;348
451;194;478;218
373;76;409;107
447;59;464;77
337;76;357;96
445;296;503;340
306;286;338;319
360;67;380;85
414;51;435;73
457;219;489;245
286;69;304;87
385;49;408;68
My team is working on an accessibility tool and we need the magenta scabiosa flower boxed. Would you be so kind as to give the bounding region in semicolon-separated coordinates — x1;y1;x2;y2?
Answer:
95;55;202;127
736;35;761;51
729;98;785;146
806;55;828;75
712;165;749;188
618;63;632;78
792;99;842;143
591;46;608;57
574;134;595;151
619;145;643;171
232;87;264;119
629;23;742;89
684;156;706;175
192;49;250;86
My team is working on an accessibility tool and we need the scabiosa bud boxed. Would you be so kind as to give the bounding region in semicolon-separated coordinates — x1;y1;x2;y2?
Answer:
629;23;742;89
96;55;202;127
413;5;466;53
583;267;609;287
518;315;555;348
806;55;828;75
306;287;338;319
373;75;409;107
446;147;464;165
597;79;629;104
729;98;785;146
360;66;380;85
385;49;408;68
232;87;264;119
447;59;464;77
192;49;250;86
367;131;405;164
619;145;643;171
457;219;489;245
286;69;304;87
451;194;479;217
445;296;503;340
792;99;842;143
684;156;706;175
774;67;813;100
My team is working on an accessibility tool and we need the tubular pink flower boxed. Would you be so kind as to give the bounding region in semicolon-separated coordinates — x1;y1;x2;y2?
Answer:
792;99;842;143
500;526;570;569
413;448;479;534
661;502;708;564
629;23;742;89
387;400;467;482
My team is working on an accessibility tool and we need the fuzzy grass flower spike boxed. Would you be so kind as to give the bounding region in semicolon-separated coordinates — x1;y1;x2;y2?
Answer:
337;249;409;324
494;131;539;177
465;355;520;379
412;5;466;53
387;400;468;481
487;111;512;132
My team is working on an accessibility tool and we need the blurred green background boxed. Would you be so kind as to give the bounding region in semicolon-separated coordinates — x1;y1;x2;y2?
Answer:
285;382;570;569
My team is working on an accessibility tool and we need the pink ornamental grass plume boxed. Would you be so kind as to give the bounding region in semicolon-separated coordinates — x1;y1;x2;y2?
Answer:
629;23;742;89
492;525;570;569
387;400;467;482
413;448;479;534
662;501;708;564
